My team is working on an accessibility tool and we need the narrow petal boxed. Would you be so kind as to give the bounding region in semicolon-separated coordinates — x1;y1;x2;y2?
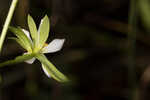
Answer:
35;54;69;82
21;29;32;41
42;39;65;53
41;63;51;78
22;29;33;46
24;53;36;64
24;57;36;64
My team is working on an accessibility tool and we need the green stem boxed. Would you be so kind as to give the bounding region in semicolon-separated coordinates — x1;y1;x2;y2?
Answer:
0;53;35;67
0;0;18;52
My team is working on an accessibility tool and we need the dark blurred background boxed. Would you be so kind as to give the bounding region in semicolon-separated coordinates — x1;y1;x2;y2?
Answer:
0;0;150;100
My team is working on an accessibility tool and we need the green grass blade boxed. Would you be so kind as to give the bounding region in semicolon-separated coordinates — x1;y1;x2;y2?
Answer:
28;15;38;47
38;15;50;49
35;54;69;83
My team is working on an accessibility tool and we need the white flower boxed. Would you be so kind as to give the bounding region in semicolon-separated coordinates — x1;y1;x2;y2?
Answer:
22;28;65;78
23;15;65;79
9;15;68;82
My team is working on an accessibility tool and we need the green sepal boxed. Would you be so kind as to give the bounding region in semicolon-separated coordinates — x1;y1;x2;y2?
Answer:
9;26;32;52
35;54;69;83
27;15;38;47
38;15;50;49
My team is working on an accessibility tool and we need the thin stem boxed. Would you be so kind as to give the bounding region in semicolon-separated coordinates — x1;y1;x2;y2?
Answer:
0;53;35;67
0;0;18;52
128;0;137;100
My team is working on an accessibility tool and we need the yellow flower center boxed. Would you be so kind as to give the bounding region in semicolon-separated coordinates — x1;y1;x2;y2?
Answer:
43;43;48;48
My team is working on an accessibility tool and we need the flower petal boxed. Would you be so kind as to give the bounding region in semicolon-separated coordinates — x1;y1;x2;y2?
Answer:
41;63;51;78
36;54;69;82
21;29;32;41
42;39;65;53
24;57;36;64
24;53;36;64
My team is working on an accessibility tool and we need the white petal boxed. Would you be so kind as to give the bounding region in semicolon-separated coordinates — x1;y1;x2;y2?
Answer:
38;19;44;33
41;63;51;78
24;53;36;64
25;57;36;64
21;29;32;40
42;39;65;53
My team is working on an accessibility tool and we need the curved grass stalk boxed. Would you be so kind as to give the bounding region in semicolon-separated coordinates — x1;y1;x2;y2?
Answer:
0;0;18;52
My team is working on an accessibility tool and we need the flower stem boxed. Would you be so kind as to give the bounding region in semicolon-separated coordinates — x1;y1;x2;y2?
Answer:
0;0;18;52
0;53;34;67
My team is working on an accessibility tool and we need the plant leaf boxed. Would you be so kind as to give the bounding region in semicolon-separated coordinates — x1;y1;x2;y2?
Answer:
38;15;50;49
28;15;38;47
35;54;69;83
9;26;32;52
